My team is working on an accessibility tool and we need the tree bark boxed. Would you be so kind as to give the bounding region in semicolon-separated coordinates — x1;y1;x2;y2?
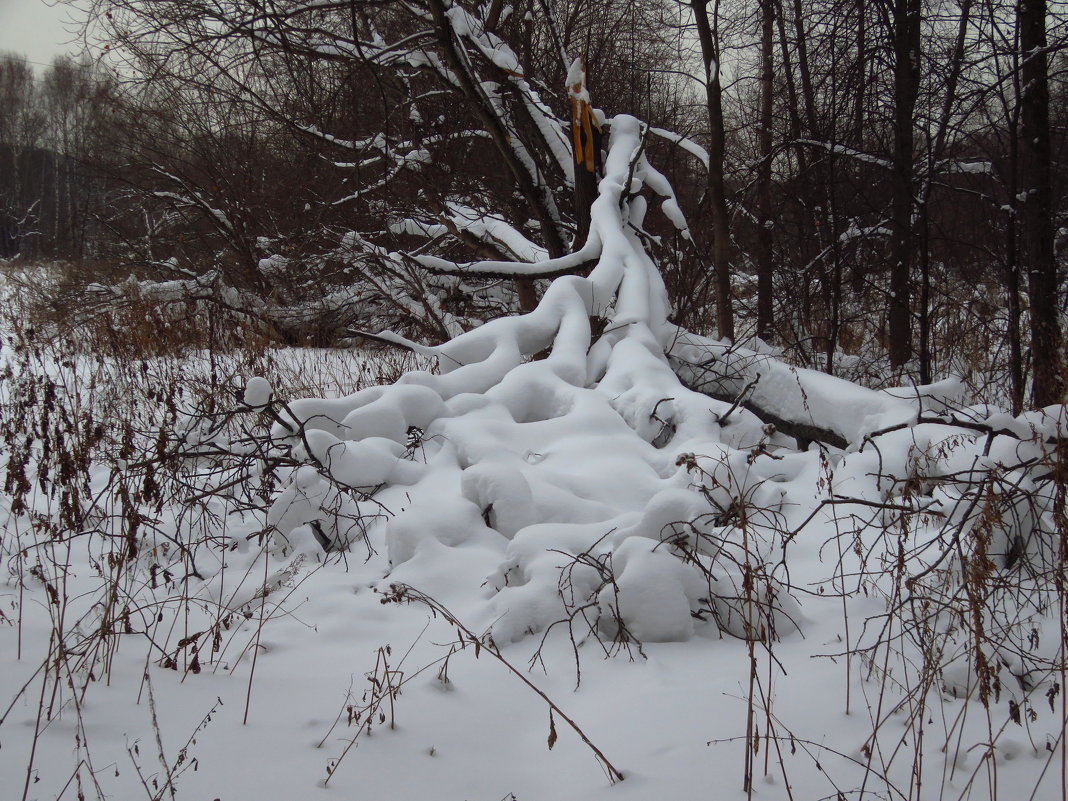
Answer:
915;0;973;385
692;0;735;342
1006;110;1026;414
888;0;921;368
756;0;775;341
1018;0;1063;406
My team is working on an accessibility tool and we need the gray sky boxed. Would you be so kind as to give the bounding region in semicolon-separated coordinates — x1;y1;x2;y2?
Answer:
0;0;84;70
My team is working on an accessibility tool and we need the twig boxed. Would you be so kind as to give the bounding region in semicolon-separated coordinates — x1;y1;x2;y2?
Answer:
384;584;626;784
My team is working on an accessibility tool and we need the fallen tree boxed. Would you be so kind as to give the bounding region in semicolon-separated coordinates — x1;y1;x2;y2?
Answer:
258;106;1067;668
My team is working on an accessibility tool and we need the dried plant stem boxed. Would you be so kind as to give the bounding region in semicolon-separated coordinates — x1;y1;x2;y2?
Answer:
21;631;55;801
243;549;270;725
385;584;626;784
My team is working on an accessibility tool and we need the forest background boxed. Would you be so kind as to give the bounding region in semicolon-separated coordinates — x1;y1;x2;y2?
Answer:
1;0;1064;404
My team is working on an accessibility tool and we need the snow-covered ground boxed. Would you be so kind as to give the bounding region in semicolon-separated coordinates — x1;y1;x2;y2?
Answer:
1;318;1066;801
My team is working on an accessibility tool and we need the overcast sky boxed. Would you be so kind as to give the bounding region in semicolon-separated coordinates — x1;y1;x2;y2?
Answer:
0;0;84;70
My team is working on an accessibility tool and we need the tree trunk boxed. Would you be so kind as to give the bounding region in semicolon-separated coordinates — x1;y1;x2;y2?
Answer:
775;0;805;169
692;0;735;342
1018;0;1063;406
854;0;866;145
792;0;818;136
756;0;775;341
569;58;601;250
1005;90;1026;414
888;0;921;368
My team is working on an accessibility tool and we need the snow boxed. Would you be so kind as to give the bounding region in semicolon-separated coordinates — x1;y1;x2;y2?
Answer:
565;58;585;89
243;375;273;407
2;369;1065;800
796;139;892;168
442;203;549;262
940;159;994;175
649;126;710;169
670;330;919;445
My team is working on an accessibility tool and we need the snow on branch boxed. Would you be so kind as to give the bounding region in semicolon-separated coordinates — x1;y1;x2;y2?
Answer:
795;139;892;169
648;127;710;170
935;159;995;176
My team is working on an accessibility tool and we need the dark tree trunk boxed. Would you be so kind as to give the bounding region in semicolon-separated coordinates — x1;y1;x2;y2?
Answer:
1006;95;1026;414
1018;0;1063;406
792;0;818;136
692;0;735;342
756;0;775;341
888;0;921;368
775;0;805;166
915;0;973;385
854;0;866;144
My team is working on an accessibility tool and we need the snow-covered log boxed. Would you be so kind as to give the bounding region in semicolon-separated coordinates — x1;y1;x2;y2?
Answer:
668;333;967;449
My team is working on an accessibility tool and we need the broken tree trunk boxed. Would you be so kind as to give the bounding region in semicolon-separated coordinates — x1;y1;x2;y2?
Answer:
569;57;602;250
